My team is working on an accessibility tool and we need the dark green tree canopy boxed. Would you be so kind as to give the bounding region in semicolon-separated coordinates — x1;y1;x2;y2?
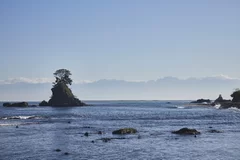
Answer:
53;69;73;86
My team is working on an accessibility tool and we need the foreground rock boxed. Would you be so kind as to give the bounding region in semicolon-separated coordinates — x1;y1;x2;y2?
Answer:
3;102;28;107
112;128;137;135
172;128;200;135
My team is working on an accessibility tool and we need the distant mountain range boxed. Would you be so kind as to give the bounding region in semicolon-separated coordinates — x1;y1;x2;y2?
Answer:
1;75;240;101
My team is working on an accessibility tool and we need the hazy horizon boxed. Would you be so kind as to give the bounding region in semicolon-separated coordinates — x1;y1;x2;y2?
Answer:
1;74;239;101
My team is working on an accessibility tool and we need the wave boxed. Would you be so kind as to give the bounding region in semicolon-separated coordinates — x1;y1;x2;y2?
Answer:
0;115;43;120
228;107;240;111
214;104;221;109
164;105;186;109
177;106;185;109
0;123;19;126
0;122;41;126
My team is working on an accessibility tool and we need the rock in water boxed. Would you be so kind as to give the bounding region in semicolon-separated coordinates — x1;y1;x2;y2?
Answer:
47;82;86;106
3;102;11;107
214;94;224;103
55;149;61;152
231;90;240;102
172;128;200;135
39;100;49;106
112;128;137;135
3;102;28;107
208;129;223;133
190;99;211;104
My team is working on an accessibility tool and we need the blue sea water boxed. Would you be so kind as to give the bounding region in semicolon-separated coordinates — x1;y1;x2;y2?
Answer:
0;100;240;160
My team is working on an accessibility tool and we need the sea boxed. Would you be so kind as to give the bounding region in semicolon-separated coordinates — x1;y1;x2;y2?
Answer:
0;100;240;160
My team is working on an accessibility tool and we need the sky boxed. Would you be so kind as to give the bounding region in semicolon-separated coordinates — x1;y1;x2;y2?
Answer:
0;0;240;100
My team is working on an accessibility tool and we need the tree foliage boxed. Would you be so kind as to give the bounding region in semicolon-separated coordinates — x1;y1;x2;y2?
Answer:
53;69;73;86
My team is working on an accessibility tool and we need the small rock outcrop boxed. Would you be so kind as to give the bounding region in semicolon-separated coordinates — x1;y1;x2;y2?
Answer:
3;102;28;107
39;100;49;106
191;99;211;104
172;128;200;135
112;128;137;135
214;94;231;104
208;129;223;133
38;69;87;107
231;90;240;102
214;94;224;103
3;102;11;107
47;82;86;106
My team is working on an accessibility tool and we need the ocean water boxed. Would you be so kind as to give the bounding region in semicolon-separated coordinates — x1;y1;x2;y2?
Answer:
0;100;240;160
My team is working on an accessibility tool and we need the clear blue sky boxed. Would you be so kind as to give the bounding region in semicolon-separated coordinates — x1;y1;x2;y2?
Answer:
1;0;240;81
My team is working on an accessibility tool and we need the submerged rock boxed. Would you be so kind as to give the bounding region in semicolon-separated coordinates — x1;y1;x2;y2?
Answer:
101;138;111;142
112;128;137;135
172;128;200;135
55;149;61;152
98;137;126;142
29;105;37;107
208;129;223;133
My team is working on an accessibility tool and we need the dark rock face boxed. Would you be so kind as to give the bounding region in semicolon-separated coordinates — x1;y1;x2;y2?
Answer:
55;149;61;152
47;82;86;107
219;102;240;109
29;105;37;107
112;128;137;135
3;102;11;107
172;128;201;135
191;99;211;104
214;94;224;103
231;90;240;102
101;138;111;142
39;100;49;106
214;94;231;104
3;102;28;107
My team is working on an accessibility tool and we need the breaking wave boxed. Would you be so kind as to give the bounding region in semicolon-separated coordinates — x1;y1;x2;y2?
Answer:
0;115;43;120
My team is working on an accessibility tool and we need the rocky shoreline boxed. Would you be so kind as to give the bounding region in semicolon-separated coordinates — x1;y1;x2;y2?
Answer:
189;94;240;109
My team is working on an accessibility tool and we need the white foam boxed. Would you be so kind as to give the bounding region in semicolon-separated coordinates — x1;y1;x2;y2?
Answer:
0;123;18;126
214;104;221;109
177;106;185;109
1;115;40;120
228;107;240;111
